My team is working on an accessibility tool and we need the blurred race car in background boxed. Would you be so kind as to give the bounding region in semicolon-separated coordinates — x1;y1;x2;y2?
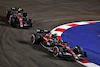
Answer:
6;7;33;28
31;29;84;61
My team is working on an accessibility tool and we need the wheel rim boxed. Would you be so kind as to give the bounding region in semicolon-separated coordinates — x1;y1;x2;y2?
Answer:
74;46;83;55
53;46;59;57
31;35;35;44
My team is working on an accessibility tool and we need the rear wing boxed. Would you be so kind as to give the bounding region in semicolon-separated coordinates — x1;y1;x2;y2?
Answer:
34;29;50;34
11;7;23;12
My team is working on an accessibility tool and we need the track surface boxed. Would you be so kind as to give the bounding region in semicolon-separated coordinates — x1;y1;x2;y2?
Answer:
0;0;100;67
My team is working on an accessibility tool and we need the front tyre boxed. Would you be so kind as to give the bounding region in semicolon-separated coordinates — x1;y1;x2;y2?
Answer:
53;46;63;57
11;17;16;27
6;11;12;19
73;46;83;57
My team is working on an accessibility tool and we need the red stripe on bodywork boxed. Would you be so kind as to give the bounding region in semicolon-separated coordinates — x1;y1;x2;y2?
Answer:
17;14;23;27
66;45;78;60
80;58;90;63
41;36;49;41
86;22;96;24
67;24;79;27
55;28;66;32
42;41;46;45
19;17;23;27
61;43;78;60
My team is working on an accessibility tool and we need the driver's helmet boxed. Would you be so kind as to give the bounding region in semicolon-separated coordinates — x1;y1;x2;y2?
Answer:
18;8;23;13
52;34;57;38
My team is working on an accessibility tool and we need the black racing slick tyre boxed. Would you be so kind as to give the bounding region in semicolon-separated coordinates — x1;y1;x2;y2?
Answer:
29;19;32;27
11;17;16;27
53;46;63;57
31;34;35;44
31;34;40;44
6;11;12;19
73;46;83;55
23;13;27;17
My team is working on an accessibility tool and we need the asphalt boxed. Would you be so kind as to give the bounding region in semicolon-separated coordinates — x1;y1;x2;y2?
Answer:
0;0;100;67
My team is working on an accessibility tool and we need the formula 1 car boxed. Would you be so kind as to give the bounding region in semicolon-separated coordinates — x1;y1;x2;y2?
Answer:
31;29;83;60
6;7;33;28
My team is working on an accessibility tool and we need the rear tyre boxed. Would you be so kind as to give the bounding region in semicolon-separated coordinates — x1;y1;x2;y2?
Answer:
31;34;35;44
31;34;40;44
6;11;12;19
29;19;32;27
23;13;27;17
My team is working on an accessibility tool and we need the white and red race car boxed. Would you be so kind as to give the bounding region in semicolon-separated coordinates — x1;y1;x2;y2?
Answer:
31;29;84;61
6;7;33;28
